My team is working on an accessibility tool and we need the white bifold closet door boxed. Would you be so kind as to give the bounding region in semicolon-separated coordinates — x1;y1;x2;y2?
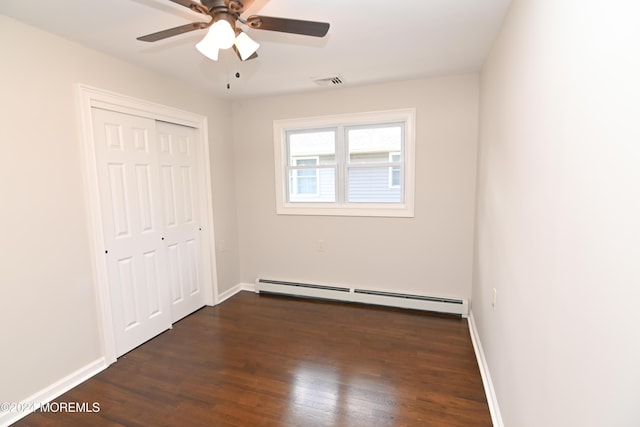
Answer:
92;108;205;357
155;120;205;322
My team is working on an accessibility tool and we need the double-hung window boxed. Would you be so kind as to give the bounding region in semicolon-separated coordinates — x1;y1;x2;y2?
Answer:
274;109;415;217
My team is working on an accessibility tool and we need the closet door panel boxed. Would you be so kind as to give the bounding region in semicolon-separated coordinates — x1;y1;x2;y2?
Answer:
156;121;205;322
92;108;171;357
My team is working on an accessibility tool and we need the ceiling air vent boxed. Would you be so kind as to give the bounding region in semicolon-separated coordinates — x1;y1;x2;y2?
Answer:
313;75;344;87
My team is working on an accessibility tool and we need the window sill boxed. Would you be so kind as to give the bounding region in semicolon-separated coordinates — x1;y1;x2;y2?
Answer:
276;203;414;218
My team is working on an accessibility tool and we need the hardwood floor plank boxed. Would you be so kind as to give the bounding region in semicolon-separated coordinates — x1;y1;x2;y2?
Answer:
14;292;491;426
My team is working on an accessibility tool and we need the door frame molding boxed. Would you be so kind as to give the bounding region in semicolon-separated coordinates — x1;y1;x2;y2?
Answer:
77;84;219;364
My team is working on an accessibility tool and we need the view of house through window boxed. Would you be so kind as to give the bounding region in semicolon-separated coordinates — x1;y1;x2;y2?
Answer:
275;109;415;217
346;125;403;203
287;130;336;202
292;158;319;195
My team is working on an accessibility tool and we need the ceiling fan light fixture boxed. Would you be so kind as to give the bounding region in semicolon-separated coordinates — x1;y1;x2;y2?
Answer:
137;0;331;64
234;31;260;61
209;18;236;50
195;40;220;61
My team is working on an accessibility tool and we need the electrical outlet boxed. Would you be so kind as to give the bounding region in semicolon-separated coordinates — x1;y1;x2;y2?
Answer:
492;288;497;311
317;240;325;252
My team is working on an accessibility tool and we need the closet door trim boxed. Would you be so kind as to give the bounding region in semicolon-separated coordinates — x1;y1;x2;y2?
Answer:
77;84;218;364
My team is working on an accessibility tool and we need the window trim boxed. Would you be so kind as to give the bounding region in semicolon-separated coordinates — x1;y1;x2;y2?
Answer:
273;108;416;217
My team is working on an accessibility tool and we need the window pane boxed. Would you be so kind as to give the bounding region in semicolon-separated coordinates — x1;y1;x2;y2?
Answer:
295;157;319;194
296;169;317;194
288;130;336;166
288;168;336;202
348;125;402;164
348;167;402;203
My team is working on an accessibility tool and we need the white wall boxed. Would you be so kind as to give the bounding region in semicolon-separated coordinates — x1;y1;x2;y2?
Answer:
232;75;479;299
473;0;640;425
0;15;239;408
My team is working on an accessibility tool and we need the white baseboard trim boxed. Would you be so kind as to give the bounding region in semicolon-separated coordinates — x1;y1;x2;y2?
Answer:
216;283;242;304
0;357;107;427
216;282;257;304
468;311;504;427
240;282;256;293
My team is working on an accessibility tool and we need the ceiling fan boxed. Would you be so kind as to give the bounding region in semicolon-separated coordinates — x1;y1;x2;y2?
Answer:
137;0;330;61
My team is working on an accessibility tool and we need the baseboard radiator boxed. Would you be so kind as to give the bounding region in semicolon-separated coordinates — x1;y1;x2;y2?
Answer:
255;278;469;317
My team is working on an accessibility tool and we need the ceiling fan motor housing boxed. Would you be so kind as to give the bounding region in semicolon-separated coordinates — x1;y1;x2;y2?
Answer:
202;0;243;14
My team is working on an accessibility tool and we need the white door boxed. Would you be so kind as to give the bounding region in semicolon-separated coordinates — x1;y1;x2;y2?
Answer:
92;108;171;356
156;121;206;322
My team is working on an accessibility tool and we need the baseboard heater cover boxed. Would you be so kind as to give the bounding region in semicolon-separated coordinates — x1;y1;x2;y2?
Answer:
255;278;468;317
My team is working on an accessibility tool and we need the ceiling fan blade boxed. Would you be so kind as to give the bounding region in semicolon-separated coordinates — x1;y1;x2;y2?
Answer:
246;16;330;37
168;0;210;15
137;22;210;42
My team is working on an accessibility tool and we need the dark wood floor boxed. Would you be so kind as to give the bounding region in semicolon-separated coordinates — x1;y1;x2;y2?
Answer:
15;292;491;427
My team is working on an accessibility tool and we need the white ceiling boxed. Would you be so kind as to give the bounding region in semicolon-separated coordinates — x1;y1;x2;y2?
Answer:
0;0;511;99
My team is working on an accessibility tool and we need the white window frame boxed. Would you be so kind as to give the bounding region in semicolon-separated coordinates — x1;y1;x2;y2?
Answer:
274;108;416;217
